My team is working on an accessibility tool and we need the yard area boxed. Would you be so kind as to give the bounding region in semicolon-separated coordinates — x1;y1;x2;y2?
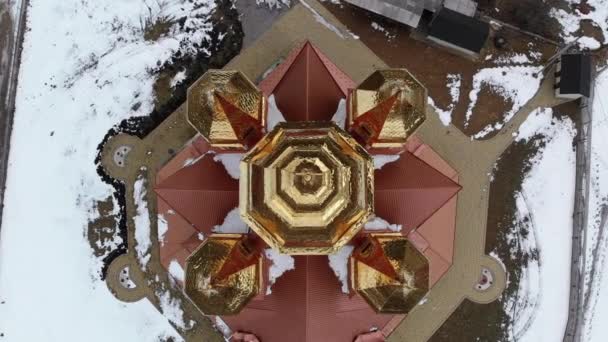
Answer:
432;102;578;341
321;1;559;139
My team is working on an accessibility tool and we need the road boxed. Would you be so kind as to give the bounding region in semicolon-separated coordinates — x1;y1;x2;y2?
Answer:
564;62;601;342
0;0;27;231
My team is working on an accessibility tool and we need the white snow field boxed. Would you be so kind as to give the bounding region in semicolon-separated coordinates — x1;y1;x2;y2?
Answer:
502;108;577;341
0;0;220;340
484;107;577;341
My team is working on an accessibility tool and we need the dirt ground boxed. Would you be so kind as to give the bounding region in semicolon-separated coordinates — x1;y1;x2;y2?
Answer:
429;100;580;341
478;0;605;44
320;2;558;139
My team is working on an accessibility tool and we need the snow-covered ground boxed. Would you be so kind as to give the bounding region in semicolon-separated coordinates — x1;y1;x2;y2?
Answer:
582;70;608;341
429;74;461;127
551;0;608;48
466;65;543;139
498;108;577;341
0;0;220;340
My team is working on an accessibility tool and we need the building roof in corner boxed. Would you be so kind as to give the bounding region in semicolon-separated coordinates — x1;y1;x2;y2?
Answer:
428;7;489;54
560;54;591;97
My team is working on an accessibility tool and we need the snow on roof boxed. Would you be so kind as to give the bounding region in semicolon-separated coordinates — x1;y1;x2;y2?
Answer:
264;248;295;294
364;216;403;232
328;245;354;294
266;95;286;131
213;153;243;180
212;208;249;234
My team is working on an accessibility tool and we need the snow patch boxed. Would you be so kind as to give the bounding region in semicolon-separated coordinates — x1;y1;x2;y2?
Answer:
158;214;169;246
169;260;185;283
373;154;400;169
267;94;286;131
328;245;354;293
508;107;576;342
466;66;543;139
134;175;152;269
550;2;608;46
577;36;601;50
214;153;243;179
515;107;556;141
265;248;295;294
215;316;233;338
213;208;249;234
429;97;453;127
429;74;461;126
371;21;395;40
364;216;402;232
158;290;189;330
331;98;347;129
170;69;187;88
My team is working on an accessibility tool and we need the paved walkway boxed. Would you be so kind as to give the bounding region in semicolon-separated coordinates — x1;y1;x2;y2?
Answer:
99;1;567;341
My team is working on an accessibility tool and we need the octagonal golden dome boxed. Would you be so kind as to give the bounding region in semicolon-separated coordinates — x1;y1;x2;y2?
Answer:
347;69;427;149
351;233;429;314
184;234;261;315
187;69;266;150
240;122;374;255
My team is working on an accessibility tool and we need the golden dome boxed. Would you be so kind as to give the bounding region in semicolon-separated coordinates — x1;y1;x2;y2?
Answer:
187;69;266;150
240;122;374;254
184;234;261;315
351;233;429;314
347;69;427;149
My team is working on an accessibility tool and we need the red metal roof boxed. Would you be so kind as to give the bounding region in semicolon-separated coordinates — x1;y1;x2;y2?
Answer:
154;154;238;236
152;39;463;338
221;255;397;342
374;151;461;234
259;41;355;122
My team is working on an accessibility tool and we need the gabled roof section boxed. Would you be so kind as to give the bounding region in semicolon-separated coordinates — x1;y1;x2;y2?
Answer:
154;154;238;235
221;256;398;342
258;41;356;122
374;151;461;231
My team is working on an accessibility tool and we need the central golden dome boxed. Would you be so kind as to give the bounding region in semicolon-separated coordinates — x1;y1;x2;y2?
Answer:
240;122;374;254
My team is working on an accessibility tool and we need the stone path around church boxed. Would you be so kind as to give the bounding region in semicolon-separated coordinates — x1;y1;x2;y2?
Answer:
99;1;566;341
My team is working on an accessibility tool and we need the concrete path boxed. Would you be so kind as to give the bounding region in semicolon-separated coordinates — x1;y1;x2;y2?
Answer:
99;1;567;341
